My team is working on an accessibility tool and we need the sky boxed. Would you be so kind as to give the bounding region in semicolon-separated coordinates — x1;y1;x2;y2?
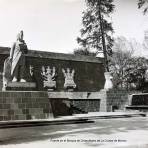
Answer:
0;0;148;54
112;0;148;42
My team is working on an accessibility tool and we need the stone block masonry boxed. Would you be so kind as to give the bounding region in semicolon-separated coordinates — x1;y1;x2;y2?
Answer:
48;91;107;114
0;47;105;91
70;99;100;114
0;91;53;121
106;90;129;112
50;98;72;117
50;97;101;116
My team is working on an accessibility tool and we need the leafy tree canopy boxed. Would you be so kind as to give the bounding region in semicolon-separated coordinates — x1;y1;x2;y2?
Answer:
138;0;148;14
73;48;97;56
110;36;148;91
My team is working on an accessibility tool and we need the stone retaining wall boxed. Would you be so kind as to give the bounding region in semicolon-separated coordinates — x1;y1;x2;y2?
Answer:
0;91;53;121
106;90;129;111
0;90;139;121
48;91;107;113
70;99;100;113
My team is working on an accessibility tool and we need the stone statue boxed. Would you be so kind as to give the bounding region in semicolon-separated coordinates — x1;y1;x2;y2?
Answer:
3;30;28;87
3;58;12;88
10;30;28;82
62;68;76;90
29;65;34;76
41;66;56;90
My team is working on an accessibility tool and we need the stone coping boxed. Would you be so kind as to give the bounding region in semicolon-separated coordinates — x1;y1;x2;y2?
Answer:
0;46;103;63
0;91;49;95
130;93;148;95
0;91;48;98
6;82;36;88
126;105;148;107
0;91;48;93
0;91;102;92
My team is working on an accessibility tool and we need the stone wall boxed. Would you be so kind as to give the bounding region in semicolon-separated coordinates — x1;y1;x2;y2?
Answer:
50;98;72;117
0;91;105;120
106;90;129;112
70;99;100;114
49;98;101;116
0;47;135;118
0;91;53;121
0;89;136;121
130;93;148;105
0;47;105;92
47;90;140;115
26;56;104;92
48;91;107;113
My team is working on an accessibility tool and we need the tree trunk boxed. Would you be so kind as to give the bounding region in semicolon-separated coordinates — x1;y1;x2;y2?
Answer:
98;0;109;72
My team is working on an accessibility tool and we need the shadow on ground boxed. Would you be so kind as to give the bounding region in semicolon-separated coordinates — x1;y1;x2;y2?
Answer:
0;117;148;147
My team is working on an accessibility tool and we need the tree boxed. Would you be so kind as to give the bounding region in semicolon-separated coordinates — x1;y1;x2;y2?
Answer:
138;0;148;14
73;48;96;56
110;51;147;91
109;47;133;89
143;30;148;53
77;0;114;71
109;37;148;90
126;57;147;91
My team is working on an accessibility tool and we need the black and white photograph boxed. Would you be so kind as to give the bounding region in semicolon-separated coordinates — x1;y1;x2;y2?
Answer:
0;0;148;148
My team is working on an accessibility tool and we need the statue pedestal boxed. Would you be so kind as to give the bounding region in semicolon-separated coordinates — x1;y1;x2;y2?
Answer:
104;72;113;90
3;82;36;91
43;81;56;91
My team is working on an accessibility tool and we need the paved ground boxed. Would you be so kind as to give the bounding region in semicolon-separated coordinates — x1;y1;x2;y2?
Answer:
0;116;148;148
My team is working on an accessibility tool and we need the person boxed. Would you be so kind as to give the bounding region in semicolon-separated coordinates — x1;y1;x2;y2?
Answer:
9;30;28;82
